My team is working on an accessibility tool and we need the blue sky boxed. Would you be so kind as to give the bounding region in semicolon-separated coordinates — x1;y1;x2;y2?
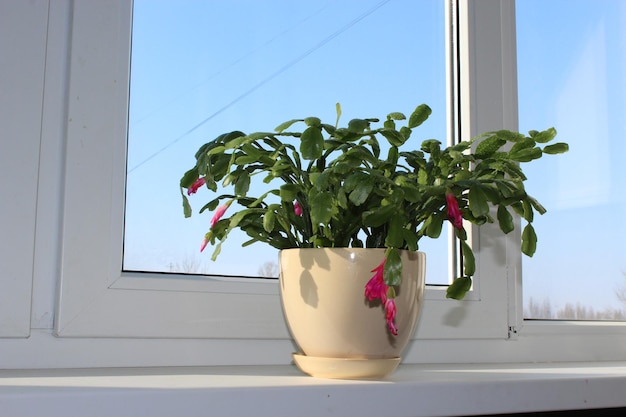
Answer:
125;0;626;315
517;0;626;314
125;0;450;281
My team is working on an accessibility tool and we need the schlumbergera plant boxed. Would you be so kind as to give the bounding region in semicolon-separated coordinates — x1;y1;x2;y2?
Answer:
180;104;568;335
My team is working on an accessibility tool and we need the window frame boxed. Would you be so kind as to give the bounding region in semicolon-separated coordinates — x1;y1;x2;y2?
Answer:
48;0;626;367
0;0;50;338
56;0;508;340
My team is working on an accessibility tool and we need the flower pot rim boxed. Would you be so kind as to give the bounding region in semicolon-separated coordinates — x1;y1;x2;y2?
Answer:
280;247;425;255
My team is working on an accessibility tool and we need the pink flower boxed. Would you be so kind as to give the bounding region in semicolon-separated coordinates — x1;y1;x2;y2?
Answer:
365;258;399;336
294;201;303;216
210;202;231;228
200;236;209;252
365;258;388;303
446;193;463;230
385;299;398;336
187;177;206;195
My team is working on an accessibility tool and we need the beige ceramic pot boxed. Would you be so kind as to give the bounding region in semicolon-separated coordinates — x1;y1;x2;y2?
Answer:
279;248;425;378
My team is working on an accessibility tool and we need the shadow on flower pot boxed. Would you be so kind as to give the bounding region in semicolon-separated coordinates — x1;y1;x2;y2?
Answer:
299;270;318;308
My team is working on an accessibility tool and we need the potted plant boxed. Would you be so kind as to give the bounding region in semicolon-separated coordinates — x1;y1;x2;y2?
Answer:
180;104;568;378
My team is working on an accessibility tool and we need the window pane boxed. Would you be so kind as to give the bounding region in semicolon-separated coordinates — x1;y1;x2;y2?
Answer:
125;0;449;283
517;0;626;320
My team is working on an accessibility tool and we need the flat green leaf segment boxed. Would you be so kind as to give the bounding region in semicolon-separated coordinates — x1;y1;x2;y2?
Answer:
384;248;403;287
180;104;568;300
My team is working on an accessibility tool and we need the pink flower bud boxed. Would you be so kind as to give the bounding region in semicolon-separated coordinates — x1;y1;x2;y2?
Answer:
294;201;303;216
364;258;388;303
187;177;206;195
446;193;463;230
210;203;231;229
385;298;398;336
200;236;209;252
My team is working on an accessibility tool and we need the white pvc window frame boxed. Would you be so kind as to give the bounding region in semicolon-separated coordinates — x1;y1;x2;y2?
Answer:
49;0;626;367
0;0;49;338
56;0;507;340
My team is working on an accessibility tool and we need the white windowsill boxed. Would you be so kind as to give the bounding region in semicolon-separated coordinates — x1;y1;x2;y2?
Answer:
2;362;626;417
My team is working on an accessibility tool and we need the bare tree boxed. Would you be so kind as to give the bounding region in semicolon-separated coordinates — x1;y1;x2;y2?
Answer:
525;297;553;319
168;254;211;274
257;261;279;278
525;297;626;321
615;271;626;305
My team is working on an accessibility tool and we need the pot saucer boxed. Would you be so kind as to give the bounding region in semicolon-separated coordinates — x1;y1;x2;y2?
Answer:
292;353;401;379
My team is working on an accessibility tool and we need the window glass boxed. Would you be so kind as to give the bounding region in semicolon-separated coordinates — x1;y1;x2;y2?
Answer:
517;0;626;320
124;0;450;283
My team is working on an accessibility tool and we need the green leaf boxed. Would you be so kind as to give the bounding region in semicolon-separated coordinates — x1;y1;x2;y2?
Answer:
304;117;321;127
387;112;406;121
347;118;369;133
497;205;514;234
337;188;348;208
321;124;336;135
348;180;373;206
228;208;253;229
222;174;234;187
528;197;547;215
181;193;192;218
263;208;276;232
522;200;534;222
275;119;302;133
199;196;221;214
475;135;506;159
222;131;247;148
421;139;441;154
468;185;490;217
210;239;224;261
300;126;324;160
244;132;273;142
522;223;538;256
509;137;536;155
234;155;260;165
423;212;445;238
379;129;406;147
383;248;402;286
234;171;250;196
309;191;333;225
207;145;226;156
384;119;396;130
209;154;231;181
542;142;569;154
510;146;542;162
460;240;475;276
417;169;428;185
494;130;525;142
399;183;420;203
510;201;524;217
387;146;399;166
400;126;412;141
454;225;468;241
446;277;472;300
245;189;276;208
279;184;300;201
531;127;557;143
180;168;199;188
408;104;432;128
343;171;369;191
335;103;342;127
362;204;396;227
240;142;263;156
314;170;333;189
385;215;404;248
